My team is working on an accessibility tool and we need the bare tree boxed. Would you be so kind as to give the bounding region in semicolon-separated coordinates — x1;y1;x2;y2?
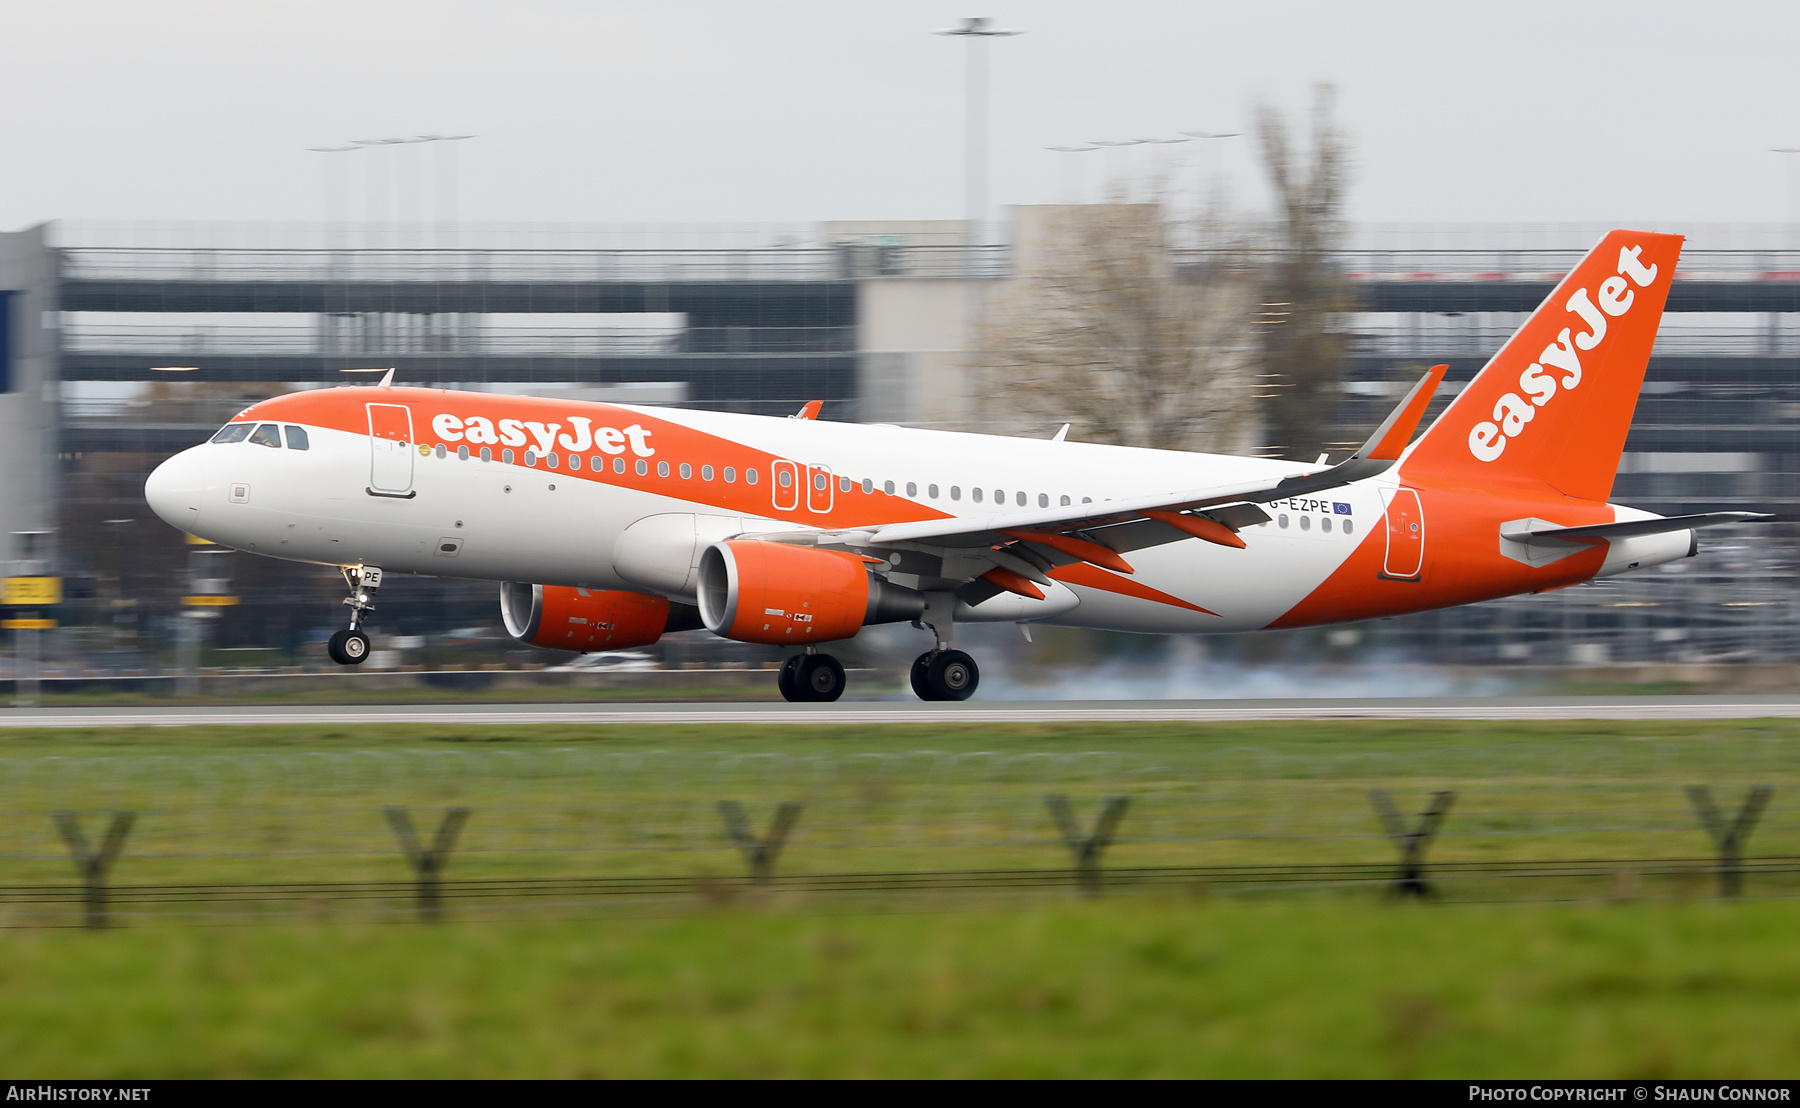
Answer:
976;190;1260;453
1253;84;1354;461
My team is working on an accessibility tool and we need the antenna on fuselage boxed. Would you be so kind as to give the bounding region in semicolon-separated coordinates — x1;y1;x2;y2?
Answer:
378;368;396;388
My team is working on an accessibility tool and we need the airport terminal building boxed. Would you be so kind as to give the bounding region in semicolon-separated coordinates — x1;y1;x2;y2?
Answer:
1;216;1794;670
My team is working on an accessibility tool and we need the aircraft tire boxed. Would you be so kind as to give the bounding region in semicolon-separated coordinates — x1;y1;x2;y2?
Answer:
777;655;803;702
910;652;938;701
795;653;846;702
925;649;978;702
328;629;371;666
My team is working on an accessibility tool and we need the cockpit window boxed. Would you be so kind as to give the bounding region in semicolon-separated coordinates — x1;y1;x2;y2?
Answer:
249;423;283;448
210;423;254;444
284;426;310;451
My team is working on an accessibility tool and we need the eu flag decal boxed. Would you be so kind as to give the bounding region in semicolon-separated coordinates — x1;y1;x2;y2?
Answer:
1332;502;1351;515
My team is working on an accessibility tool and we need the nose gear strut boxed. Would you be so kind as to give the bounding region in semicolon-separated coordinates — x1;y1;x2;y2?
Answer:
327;565;382;666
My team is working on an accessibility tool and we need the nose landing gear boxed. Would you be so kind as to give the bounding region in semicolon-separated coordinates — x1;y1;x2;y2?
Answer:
777;651;846;702
327;565;381;666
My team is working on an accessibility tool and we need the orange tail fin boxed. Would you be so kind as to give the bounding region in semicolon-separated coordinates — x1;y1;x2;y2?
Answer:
1402;229;1683;501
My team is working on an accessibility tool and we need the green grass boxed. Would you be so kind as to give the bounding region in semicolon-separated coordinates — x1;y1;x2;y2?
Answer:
1;719;1796;895
0;720;1797;1076
2;897;1799;1077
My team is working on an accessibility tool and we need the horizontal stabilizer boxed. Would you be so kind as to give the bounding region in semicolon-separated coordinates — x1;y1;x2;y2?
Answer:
1502;512;1774;545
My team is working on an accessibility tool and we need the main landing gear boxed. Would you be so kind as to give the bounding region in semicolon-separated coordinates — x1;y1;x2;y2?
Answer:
908;591;979;701
327;565;382;666
777;651;846;703
910;649;979;701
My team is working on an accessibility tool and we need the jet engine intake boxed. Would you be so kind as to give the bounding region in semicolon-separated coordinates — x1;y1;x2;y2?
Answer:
500;582;700;651
696;539;923;645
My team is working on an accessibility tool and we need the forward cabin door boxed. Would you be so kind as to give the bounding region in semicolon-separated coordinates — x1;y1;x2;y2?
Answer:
1381;487;1424;579
367;403;415;496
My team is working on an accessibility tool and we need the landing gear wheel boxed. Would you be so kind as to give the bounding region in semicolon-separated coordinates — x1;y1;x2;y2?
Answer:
910;652;937;701
794;653;846;702
925;649;978;701
777;655;803;702
328;629;371;666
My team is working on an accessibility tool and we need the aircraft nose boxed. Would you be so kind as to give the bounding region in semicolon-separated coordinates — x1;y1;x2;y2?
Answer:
144;448;205;531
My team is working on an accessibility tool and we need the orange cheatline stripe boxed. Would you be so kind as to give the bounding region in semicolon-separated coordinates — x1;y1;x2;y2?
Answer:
980;566;1045;601
1139;510;1246;549
1048;561;1218;616
1004;530;1134;574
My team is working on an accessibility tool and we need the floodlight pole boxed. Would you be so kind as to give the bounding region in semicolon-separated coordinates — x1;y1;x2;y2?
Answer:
937;18;1022;254
936;18;1020;431
1773;148;1800;250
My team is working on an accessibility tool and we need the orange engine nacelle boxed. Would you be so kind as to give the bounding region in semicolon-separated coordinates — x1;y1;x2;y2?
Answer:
696;540;922;646
500;582;685;651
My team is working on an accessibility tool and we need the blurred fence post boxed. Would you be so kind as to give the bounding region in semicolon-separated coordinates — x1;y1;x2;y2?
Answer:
1369;790;1454;900
1044;795;1129;896
53;811;135;929
717;801;802;884
1686;785;1773;899
384;807;471;922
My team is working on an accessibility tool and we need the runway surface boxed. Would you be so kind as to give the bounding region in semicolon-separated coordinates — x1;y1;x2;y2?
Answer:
5;696;1800;728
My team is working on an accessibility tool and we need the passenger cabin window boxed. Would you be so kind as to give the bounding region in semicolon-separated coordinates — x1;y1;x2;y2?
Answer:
656;461;669;477
1060;495;1071;506
1017;491;1027;507
746;468;759;485
614;457;626;474
928;484;938;498
546;452;559;468
502;449;515;465
524;450;537;465
680;463;692;479
884;480;895;495
568;454;581;471
862;478;874;494
482;447;493;462
702;465;714;481
1038;493;1048;508
779;470;794;488
950;486;961;501
457;445;469;460
211;423;254;444
724;466;737;483
249;423;282;449
590;455;603;471
907;482;918;497
636;459;648;475
838;475;851;493
283;425;310;450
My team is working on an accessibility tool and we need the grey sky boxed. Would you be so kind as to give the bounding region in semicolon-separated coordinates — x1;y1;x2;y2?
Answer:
4;0;1798;231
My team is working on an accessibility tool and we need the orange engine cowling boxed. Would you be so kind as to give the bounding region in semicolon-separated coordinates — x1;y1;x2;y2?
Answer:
696;539;922;646
500;582;694;651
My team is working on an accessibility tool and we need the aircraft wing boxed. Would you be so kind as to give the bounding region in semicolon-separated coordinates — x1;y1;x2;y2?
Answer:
863;364;1447;556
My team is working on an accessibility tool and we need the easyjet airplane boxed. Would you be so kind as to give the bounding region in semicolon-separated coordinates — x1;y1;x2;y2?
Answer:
143;230;1767;701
